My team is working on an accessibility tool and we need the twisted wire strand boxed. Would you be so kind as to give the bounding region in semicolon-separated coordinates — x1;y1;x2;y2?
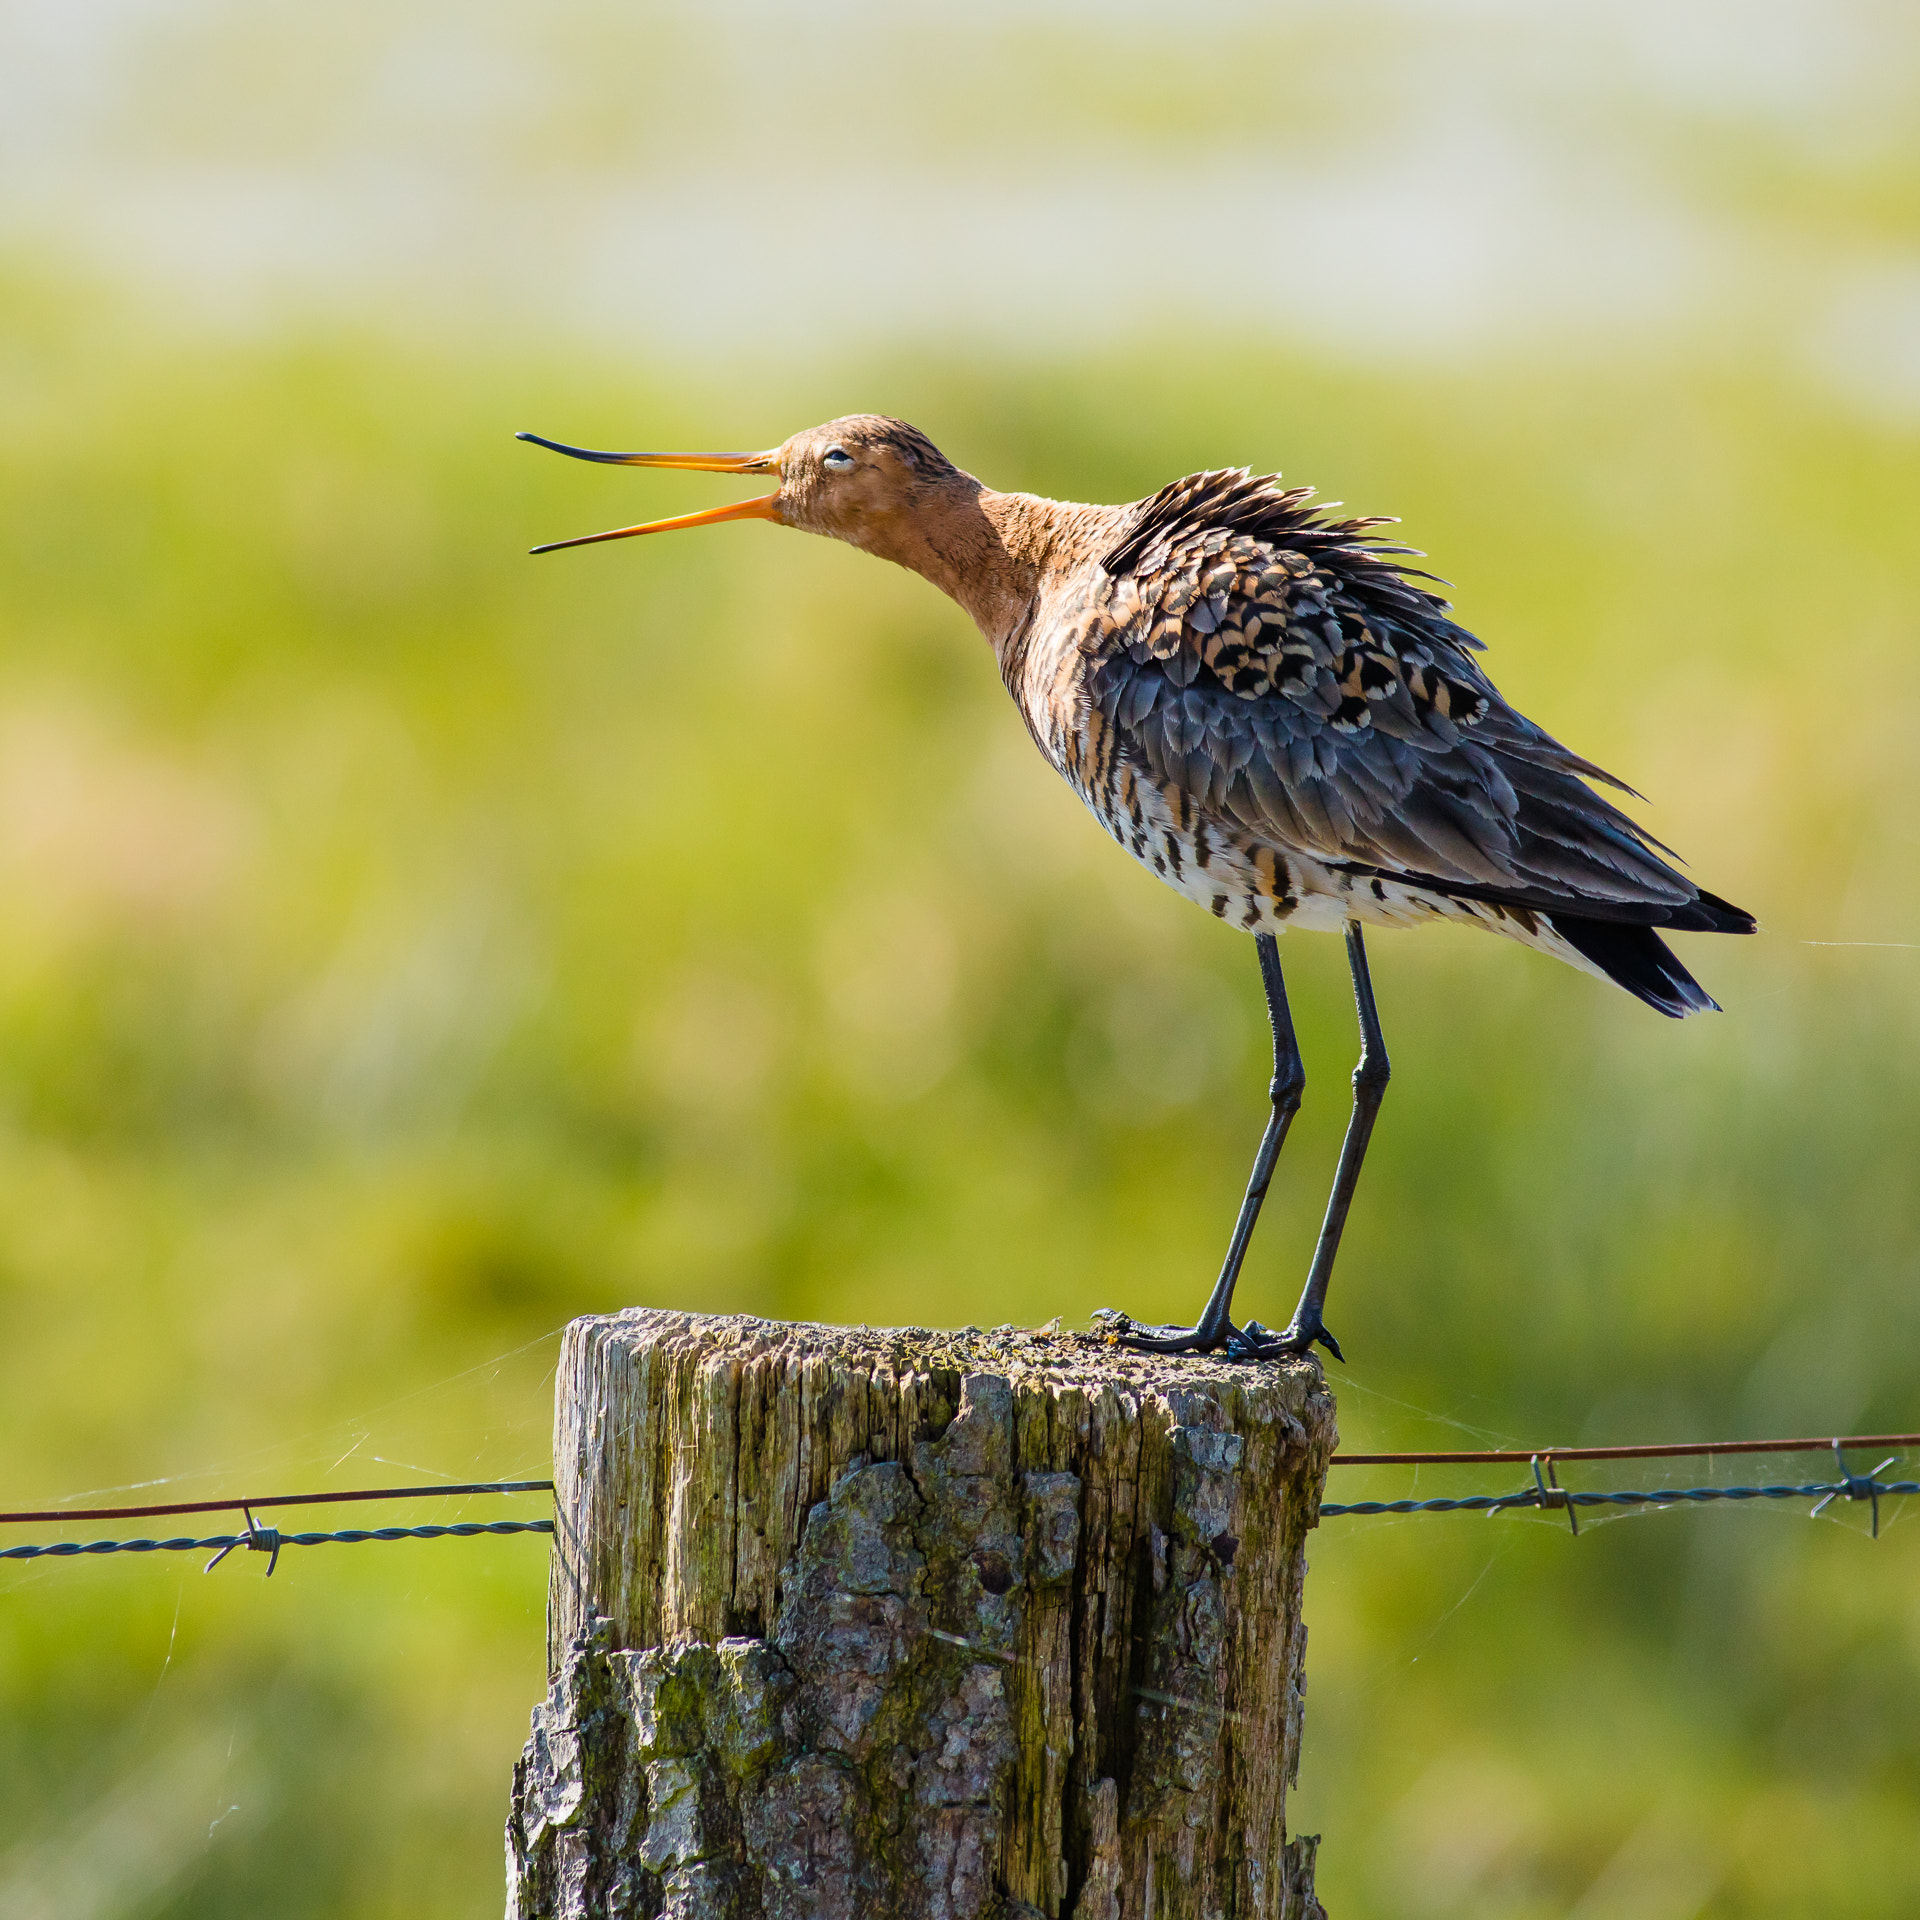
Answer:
6;1439;1913;1560
1;1519;554;1563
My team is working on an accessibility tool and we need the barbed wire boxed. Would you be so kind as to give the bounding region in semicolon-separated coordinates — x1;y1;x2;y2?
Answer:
7;1435;1916;1575
1;1517;556;1574
0;1481;557;1576
1322;1444;1912;1536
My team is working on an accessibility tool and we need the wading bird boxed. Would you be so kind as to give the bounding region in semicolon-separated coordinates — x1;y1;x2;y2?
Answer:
521;417;1753;1362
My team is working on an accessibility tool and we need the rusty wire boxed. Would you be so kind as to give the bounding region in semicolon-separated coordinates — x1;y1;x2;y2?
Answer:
1328;1432;1920;1466
1322;1440;1914;1537
6;1435;1918;1571
0;1479;556;1574
0;1478;554;1527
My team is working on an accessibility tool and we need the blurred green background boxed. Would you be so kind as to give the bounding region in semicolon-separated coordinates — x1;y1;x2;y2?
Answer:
2;4;1918;1915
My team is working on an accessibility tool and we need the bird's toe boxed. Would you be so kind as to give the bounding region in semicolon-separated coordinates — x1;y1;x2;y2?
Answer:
1232;1317;1344;1364
1093;1308;1236;1357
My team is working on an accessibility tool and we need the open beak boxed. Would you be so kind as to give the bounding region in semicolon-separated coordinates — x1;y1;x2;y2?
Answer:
517;431;783;554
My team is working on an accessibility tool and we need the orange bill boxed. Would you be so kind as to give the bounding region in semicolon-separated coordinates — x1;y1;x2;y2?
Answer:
519;430;783;552
528;493;782;554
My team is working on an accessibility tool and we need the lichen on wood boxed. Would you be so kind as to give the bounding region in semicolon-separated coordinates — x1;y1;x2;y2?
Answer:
507;1311;1335;1919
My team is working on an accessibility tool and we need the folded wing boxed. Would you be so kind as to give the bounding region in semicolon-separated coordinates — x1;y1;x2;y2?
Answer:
1088;471;1752;938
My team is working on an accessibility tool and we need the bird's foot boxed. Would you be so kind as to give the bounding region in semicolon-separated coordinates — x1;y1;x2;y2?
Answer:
1090;1308;1341;1364
1090;1308;1231;1357
1234;1315;1345;1364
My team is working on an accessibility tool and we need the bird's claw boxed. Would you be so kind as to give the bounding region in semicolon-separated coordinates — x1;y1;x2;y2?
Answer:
1091;1308;1341;1365
1091;1308;1230;1356
1234;1316;1344;1364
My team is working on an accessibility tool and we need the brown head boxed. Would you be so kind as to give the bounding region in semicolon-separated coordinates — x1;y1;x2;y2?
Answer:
520;413;972;555
519;414;1075;643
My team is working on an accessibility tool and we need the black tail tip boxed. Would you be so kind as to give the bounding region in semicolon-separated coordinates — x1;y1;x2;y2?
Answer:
1549;915;1724;1018
1672;887;1757;937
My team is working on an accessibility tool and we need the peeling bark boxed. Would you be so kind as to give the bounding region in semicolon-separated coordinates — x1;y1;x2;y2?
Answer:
507;1312;1334;1920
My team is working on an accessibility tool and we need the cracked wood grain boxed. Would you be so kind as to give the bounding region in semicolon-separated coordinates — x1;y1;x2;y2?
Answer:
508;1311;1334;1920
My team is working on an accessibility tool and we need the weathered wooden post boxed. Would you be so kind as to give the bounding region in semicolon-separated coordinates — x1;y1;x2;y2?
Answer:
506;1311;1335;1919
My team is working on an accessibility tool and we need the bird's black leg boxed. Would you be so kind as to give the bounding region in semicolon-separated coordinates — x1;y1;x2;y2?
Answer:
1240;921;1390;1362
1097;933;1306;1356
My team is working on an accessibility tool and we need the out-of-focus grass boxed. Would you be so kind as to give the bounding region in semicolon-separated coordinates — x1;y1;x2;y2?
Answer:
1;265;1918;1918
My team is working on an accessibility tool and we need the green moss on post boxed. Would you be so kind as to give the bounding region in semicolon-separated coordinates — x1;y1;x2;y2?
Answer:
508;1311;1335;1919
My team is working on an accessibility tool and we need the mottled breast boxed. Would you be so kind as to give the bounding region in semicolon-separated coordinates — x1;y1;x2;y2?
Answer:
1011;469;1698;941
1017;519;1484;935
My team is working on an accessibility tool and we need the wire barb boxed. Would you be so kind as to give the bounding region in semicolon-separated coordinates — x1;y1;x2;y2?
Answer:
1808;1442;1897;1538
203;1505;281;1577
1526;1455;1578;1536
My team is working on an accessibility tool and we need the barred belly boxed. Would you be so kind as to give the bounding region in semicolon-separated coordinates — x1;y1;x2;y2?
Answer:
1065;745;1612;981
1066;752;1314;935
1041;692;1610;982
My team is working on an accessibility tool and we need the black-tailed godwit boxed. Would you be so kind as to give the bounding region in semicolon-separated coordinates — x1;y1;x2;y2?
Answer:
521;417;1754;1361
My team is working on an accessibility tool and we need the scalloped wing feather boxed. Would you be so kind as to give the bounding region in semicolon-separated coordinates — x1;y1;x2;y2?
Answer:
1083;480;1713;921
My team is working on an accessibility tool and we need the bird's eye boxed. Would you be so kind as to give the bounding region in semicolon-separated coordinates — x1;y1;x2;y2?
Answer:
823;447;855;472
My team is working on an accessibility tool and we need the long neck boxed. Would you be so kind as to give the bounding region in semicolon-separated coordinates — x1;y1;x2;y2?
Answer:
873;484;1122;655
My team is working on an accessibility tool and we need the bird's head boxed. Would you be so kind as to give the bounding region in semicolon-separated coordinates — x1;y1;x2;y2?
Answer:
518;413;977;566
